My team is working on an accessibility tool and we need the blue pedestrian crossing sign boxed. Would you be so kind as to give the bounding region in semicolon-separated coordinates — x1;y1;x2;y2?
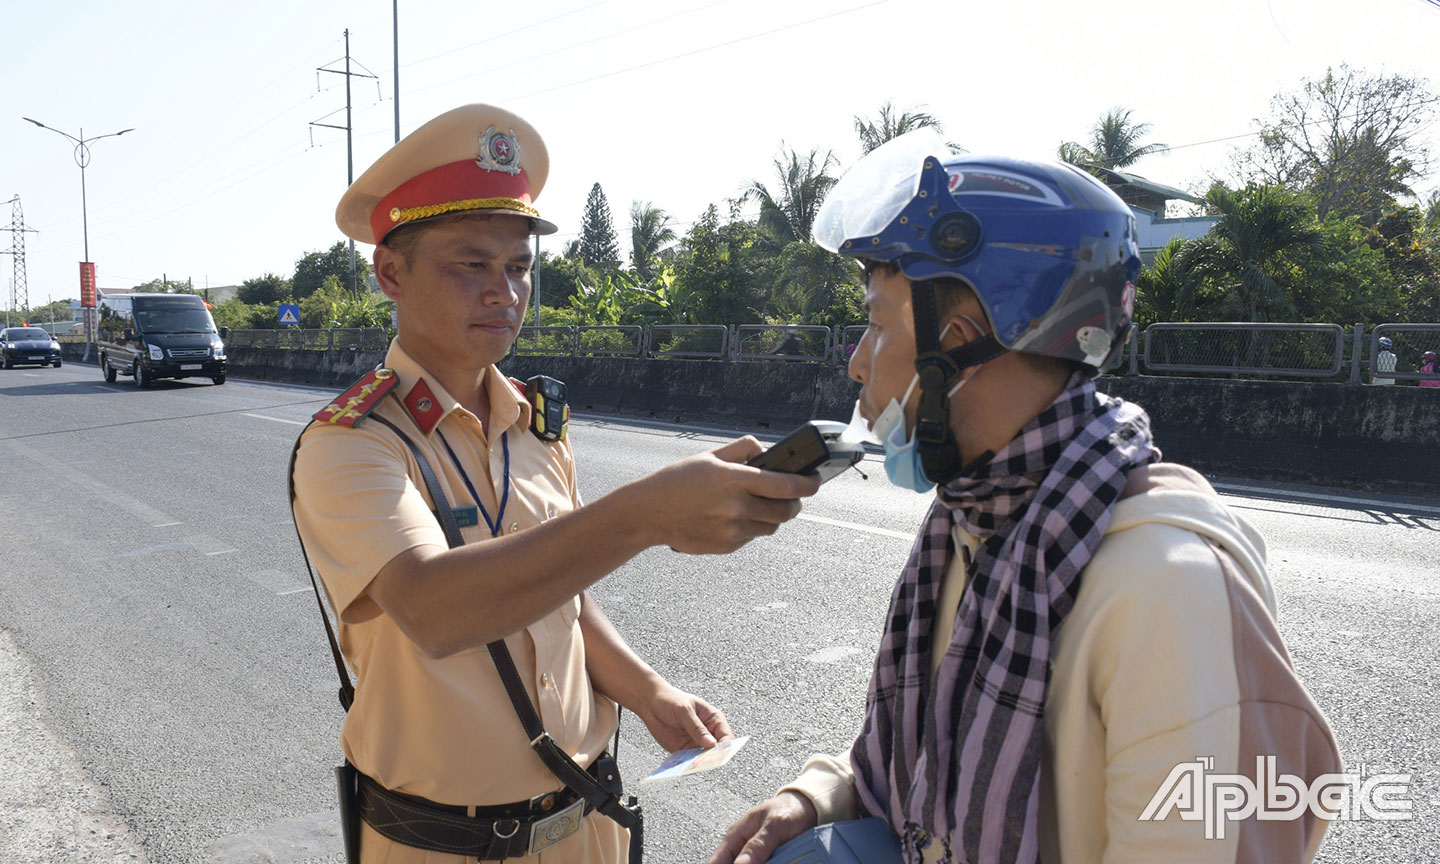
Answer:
278;304;301;326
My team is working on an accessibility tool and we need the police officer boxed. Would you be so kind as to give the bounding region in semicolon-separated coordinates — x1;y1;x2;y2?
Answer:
292;104;820;864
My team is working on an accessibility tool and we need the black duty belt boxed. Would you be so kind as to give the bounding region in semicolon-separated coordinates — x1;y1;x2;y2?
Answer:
357;756;614;860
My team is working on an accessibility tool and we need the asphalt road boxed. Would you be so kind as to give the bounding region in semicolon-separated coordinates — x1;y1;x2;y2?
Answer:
1;362;1436;863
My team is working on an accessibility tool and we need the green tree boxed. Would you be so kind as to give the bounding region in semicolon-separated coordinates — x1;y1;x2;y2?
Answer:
237;273;292;305
742;146;839;246
621;263;694;325
211;298;279;330
1234;65;1436;226
1135;237;1199;327
578;182;621;270
672;204;772;324
294;242;370;300
130;277;198;294
1291;214;1395;325
1059;107;1167;170
766;241;864;325
533;251;597;309
1420;189;1440;231
1178;183;1326;322
17;298;75;326
854;101;956;155
299;275;348;328
1366;206;1438;323
630;201;676;279
567;271;626;326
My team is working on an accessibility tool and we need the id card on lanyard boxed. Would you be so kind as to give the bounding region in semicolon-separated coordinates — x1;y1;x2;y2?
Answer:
435;429;510;538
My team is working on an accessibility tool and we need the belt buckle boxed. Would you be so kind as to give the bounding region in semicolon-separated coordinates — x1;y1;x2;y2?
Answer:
528;796;584;855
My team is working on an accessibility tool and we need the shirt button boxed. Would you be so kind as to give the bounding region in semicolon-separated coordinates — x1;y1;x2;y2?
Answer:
509;522;520;533
541;673;554;688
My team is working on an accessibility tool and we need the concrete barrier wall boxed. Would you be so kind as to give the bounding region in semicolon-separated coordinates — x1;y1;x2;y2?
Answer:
60;343;1440;489
1095;376;1440;490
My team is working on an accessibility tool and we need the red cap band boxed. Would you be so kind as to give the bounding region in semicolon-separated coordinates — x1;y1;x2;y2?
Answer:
371;160;535;244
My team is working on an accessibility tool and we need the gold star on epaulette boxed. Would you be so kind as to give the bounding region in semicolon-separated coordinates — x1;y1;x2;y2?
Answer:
313;367;400;427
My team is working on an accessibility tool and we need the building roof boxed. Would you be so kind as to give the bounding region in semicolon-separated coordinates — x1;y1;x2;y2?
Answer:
1087;165;1203;205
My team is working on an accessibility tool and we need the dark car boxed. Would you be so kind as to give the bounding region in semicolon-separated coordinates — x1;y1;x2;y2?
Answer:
0;327;63;369
97;294;227;387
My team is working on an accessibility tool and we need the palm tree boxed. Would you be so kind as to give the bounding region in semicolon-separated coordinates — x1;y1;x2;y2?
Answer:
1135;236;1199;327
741;146;839;245
1059;107;1167;170
1178;182;1326;323
854;101;957;155
1419;188;1440;230
630;201;676;279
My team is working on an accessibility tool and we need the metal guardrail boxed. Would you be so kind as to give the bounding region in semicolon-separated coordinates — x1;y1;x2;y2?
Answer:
1369;323;1440;383
645;325;728;359
834;325;866;365
830;324;1136;373
734;324;833;362
577;326;644;357
215;322;1435;384
1142;323;1346;378
512;326;576;356
225;328;390;350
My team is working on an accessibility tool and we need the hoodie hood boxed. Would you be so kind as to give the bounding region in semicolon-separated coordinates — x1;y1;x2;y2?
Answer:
1106;463;1272;614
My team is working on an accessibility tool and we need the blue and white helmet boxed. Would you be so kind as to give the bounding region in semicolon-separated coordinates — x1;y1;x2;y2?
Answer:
814;130;1141;371
1379;336;1393;350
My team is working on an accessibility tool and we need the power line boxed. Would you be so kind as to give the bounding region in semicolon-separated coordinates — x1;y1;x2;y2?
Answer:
388;0;613;74
501;0;892;104
1084;94;1440;169
407;0;738;97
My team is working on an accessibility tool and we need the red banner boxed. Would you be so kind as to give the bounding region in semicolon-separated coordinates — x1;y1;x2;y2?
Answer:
79;262;97;308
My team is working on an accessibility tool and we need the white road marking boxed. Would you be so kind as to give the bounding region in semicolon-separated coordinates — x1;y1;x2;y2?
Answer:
241;412;308;426
152;521;183;528
204;549;237;556
1213;482;1440;516
797;512;914;540
805;645;861;664
93;542;193;562
205;808;340;863
2;438;176;526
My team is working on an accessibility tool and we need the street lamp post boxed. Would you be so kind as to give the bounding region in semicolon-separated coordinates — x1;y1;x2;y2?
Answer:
24;118;133;344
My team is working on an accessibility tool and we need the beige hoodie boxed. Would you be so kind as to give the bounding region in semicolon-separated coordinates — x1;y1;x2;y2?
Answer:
783;465;1341;864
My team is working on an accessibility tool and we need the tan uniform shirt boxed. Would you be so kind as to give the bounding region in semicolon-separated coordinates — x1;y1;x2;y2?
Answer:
293;340;625;863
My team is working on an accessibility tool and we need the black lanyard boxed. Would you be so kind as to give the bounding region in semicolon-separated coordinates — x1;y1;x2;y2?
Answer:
435;428;510;538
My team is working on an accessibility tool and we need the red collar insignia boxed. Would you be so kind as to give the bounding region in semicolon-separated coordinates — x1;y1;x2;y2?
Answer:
403;378;443;435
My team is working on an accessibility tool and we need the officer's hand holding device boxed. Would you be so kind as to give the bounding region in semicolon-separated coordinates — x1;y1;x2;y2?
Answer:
747;420;866;483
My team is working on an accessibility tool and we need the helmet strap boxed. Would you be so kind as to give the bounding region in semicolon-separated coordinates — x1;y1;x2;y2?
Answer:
910;281;1007;486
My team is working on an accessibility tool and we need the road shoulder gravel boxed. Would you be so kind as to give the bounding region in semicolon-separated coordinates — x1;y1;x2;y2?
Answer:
0;629;147;863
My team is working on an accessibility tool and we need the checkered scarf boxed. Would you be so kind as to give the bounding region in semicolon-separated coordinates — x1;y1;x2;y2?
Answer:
851;376;1158;864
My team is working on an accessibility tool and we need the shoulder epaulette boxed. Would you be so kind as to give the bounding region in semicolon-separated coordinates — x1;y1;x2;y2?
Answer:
313;367;399;427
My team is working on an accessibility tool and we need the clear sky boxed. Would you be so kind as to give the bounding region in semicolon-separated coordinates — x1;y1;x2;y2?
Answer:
5;0;1439;310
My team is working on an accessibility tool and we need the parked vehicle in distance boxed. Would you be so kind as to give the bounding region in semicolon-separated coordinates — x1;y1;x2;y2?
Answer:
0;327;62;368
97;294;228;387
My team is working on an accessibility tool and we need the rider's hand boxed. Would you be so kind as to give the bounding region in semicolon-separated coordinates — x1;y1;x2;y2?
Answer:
709;791;818;864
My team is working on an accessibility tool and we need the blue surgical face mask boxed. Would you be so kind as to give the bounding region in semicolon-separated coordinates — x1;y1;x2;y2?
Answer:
863;322;970;493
